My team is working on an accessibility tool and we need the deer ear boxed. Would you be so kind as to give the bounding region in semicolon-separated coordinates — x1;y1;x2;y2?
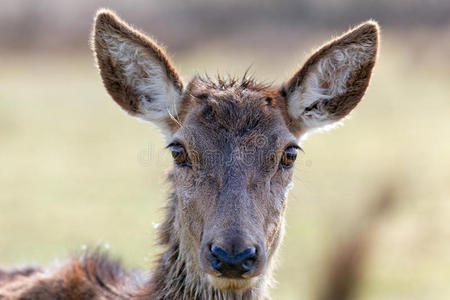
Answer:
92;9;183;138
281;21;379;137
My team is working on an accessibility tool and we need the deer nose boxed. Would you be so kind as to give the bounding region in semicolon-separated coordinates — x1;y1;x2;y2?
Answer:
209;245;258;278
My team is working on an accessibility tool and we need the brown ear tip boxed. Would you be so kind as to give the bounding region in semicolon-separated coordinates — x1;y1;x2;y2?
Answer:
94;8;121;29
359;20;380;37
363;19;380;28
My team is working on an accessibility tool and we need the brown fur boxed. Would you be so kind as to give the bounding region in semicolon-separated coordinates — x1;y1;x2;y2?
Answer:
0;251;138;299
0;9;379;300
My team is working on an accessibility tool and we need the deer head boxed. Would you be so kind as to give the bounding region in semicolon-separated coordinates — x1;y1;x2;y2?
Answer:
93;10;378;293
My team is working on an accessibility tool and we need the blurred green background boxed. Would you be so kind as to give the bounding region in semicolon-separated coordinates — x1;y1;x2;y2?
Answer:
1;1;450;299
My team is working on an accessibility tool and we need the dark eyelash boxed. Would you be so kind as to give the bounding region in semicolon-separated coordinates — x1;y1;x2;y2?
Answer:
287;144;304;153
166;141;183;149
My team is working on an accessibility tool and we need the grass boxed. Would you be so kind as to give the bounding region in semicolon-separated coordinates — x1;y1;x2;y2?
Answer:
1;31;450;299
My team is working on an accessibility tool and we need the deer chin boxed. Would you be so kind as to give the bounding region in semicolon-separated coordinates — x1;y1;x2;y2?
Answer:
207;274;257;290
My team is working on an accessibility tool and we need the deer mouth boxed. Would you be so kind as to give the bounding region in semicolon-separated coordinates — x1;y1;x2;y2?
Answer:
207;274;258;290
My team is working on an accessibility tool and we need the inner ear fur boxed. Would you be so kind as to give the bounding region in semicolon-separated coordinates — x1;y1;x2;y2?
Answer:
282;21;379;135
92;9;183;135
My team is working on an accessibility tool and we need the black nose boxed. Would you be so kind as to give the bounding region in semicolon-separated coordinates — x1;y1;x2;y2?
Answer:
209;245;258;278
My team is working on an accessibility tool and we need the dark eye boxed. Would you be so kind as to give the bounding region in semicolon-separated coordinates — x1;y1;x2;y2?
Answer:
280;146;299;169
169;144;191;167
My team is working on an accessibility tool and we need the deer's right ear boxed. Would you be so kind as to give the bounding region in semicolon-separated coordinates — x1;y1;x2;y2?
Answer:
92;9;183;138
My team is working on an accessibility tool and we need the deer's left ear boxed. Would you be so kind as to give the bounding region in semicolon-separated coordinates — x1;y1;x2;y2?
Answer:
281;21;379;137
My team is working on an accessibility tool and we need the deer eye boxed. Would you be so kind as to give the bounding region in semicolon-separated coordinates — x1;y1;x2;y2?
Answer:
169;143;191;167
280;146;299;169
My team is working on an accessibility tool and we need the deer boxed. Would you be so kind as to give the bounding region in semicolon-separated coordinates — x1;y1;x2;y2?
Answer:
0;9;379;300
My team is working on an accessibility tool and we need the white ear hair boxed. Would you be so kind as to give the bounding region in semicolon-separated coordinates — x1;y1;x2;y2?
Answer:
284;21;379;136
93;9;184;139
103;35;181;133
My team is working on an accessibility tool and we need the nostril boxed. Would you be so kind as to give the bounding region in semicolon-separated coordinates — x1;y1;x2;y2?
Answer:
238;247;257;272
210;245;228;259
209;245;228;273
244;247;256;257
210;256;222;270
241;256;256;272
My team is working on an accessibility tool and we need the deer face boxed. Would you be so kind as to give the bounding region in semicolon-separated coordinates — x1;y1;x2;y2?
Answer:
169;79;297;289
93;10;378;291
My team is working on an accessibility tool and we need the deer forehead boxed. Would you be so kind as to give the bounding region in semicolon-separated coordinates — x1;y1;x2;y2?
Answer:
174;107;293;161
175;79;293;148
